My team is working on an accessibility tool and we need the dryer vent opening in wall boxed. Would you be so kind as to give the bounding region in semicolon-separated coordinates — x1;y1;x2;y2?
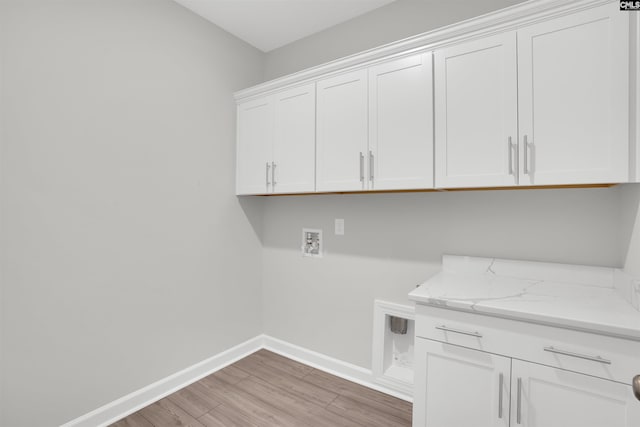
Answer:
389;316;408;334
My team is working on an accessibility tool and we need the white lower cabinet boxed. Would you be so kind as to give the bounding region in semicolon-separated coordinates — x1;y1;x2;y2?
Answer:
413;305;640;427
415;337;640;427
511;359;640;427
414;338;510;427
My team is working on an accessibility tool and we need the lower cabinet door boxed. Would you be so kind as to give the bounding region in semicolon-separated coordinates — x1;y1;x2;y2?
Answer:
510;359;640;427
413;338;511;427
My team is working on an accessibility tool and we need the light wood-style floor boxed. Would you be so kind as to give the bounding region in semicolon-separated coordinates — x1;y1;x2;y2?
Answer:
110;349;412;427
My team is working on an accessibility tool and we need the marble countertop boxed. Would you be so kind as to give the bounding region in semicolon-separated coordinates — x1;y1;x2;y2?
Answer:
409;255;640;341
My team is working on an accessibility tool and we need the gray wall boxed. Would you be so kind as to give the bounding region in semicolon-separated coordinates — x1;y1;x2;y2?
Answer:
264;0;527;80
621;184;640;275
262;188;625;368
0;1;265;425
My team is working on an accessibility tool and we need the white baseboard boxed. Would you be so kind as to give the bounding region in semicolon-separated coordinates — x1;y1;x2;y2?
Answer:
263;335;412;403
60;335;265;427
61;334;411;427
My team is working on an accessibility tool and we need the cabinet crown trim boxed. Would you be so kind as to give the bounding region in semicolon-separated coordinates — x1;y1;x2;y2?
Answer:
234;0;612;101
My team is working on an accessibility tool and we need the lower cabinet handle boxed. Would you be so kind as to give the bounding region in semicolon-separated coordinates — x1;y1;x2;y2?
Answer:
435;325;483;338
517;377;522;425
498;373;503;419
633;375;640;401
543;346;611;365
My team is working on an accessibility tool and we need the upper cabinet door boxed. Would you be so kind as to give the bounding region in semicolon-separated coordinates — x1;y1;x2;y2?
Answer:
272;84;316;194
434;32;518;188
316;69;369;192
517;3;629;186
369;53;434;190
236;96;274;195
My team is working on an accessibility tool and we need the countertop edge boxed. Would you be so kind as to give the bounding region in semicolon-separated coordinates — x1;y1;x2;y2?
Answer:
410;296;640;342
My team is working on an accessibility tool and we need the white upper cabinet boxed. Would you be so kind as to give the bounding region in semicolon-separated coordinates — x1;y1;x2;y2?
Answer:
517;2;629;185
434;2;630;188
317;54;434;193
369;53;434;190
237;1;637;195
236;97;274;195
316;69;369;192
236;84;315;195
272;84;316;194
434;33;519;188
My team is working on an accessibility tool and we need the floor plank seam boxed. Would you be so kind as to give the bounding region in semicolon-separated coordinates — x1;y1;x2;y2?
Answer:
324;393;340;409
138;412;154;427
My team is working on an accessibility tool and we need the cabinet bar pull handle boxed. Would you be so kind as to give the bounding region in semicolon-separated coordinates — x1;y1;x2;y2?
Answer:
633;375;640;401
435;325;482;338
359;152;364;182
369;150;374;182
498;373;503;419
517;377;522;424
266;162;271;187
508;137;514;175
543;346;611;364
523;135;532;175
271;162;276;186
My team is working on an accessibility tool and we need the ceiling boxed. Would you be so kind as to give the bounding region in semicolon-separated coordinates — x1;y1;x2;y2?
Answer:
173;0;396;52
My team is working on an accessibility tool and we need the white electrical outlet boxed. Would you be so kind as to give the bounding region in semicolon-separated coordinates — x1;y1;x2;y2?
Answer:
335;218;344;235
302;228;322;257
